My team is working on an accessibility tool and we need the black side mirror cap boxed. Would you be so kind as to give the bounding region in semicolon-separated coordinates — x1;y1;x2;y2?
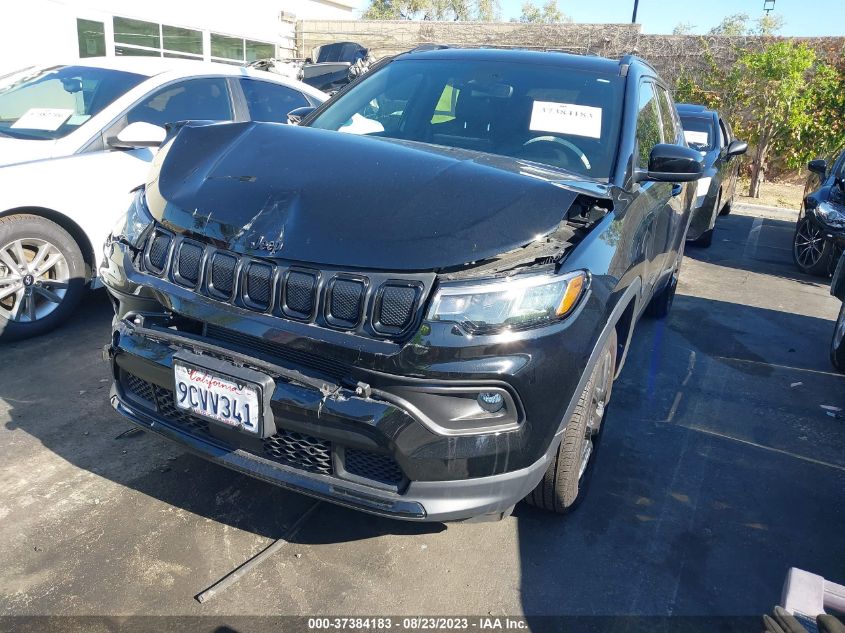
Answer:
636;143;704;183
287;106;317;125
808;159;828;175
726;139;748;157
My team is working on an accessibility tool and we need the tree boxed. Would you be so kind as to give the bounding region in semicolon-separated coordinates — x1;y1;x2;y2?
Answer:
362;0;498;20
514;0;569;23
756;13;784;36
672;22;695;35
708;13;749;36
736;41;817;198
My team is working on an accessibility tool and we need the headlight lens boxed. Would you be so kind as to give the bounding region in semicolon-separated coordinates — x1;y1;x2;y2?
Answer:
427;270;588;334
112;189;154;248
815;201;845;229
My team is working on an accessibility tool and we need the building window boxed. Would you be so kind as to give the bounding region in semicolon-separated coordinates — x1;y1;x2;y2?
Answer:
113;16;160;50
77;19;106;58
212;33;275;63
211;34;244;61
246;40;275;62
162;25;203;56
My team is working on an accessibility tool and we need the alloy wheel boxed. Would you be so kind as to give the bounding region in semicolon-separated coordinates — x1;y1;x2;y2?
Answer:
579;344;614;479
0;238;70;323
794;220;826;269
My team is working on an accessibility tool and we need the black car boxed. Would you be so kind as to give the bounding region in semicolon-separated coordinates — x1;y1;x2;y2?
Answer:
829;252;845;371
677;104;747;248
793;148;845;276
101;48;702;522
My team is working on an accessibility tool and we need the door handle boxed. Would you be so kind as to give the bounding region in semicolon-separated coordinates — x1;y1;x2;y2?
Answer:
671;184;683;197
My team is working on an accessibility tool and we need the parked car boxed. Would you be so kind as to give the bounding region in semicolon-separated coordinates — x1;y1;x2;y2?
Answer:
677;103;747;248
793;148;845;276
829;252;845;370
0;58;326;341
102;48;702;521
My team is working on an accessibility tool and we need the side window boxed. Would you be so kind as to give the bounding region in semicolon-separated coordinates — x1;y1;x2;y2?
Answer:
836;151;845;179
126;78;232;127
655;86;679;144
636;81;662;168
718;119;727;148
239;79;310;123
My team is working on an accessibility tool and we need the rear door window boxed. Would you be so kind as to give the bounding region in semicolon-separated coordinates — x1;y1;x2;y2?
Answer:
238;79;310;123
126;77;232;127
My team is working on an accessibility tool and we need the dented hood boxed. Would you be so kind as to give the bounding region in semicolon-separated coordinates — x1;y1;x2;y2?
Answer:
145;121;587;271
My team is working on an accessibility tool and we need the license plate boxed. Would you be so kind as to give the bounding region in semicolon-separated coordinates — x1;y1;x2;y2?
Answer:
174;361;261;434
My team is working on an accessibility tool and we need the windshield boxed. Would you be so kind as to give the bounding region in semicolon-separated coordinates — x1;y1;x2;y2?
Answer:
680;115;715;151
0;65;145;140
309;58;624;180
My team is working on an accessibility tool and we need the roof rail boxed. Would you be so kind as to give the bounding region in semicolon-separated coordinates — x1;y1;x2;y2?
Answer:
619;53;657;74
408;44;452;53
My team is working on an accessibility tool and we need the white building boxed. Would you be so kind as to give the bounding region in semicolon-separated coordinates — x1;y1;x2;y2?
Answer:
0;0;358;75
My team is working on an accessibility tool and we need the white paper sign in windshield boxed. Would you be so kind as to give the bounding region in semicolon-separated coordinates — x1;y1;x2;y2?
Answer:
11;108;74;131
684;130;710;146
529;102;602;139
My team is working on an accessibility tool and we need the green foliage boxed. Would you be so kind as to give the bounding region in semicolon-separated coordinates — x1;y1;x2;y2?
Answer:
362;0;499;20
707;13;749;36
672;22;695;36
706;12;784;36
513;0;568;23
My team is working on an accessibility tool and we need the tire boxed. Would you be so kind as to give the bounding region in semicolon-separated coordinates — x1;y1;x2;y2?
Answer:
526;329;617;514
694;227;714;248
793;216;835;276
831;303;845;372
0;214;87;341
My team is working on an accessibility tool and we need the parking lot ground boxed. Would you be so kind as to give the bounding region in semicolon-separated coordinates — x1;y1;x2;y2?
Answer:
1;204;844;620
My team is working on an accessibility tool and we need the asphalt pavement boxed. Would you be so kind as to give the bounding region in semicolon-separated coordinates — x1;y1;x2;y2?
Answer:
0;204;843;622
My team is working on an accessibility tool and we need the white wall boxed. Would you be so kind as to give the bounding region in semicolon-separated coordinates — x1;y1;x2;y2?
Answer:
0;0;357;75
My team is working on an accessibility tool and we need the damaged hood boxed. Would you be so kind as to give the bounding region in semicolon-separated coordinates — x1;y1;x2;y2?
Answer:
146;121;592;271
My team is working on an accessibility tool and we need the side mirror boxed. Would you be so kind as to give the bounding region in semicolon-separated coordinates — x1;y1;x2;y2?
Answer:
287;106;317;125
832;251;845;301
636;144;704;183
726;139;748;157
108;122;166;149
808;159;828;176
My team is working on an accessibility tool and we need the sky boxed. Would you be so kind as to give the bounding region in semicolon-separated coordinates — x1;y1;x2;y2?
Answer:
353;0;845;37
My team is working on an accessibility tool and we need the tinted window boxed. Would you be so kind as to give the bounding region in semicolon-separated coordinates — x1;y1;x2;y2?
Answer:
680;115;715;151
126;78;232;127
656;86;679;144
77;19;106;58
635;81;661;168
239;79;309;122
113;17;160;49
0;65;145;140
309;58;624;179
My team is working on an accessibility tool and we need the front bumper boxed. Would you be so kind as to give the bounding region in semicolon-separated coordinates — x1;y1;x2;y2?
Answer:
106;317;551;522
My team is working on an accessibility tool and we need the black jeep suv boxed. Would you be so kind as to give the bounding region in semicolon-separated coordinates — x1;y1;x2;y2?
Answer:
101;48;702;522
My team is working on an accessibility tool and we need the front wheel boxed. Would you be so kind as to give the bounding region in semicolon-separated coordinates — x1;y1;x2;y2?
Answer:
525;329;617;514
831;303;845;372
793;217;834;276
0;214;87;341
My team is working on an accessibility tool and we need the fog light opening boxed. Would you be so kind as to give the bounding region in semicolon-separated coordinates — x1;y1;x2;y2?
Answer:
478;391;505;413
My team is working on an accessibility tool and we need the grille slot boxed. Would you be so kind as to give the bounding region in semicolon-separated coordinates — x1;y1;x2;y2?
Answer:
244;261;273;310
328;278;365;326
123;372;155;405
147;232;171;274
204;324;353;380
175;241;203;286
209;252;237;298
283;271;316;317
263;430;332;475
345;449;404;486
378;285;417;330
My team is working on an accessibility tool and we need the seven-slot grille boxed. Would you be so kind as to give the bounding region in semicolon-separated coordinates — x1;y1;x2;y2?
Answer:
142;229;425;338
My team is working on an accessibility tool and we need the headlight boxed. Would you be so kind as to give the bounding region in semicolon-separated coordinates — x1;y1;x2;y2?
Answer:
695;176;712;207
111;189;154;248
815;201;845;229
427;270;588;334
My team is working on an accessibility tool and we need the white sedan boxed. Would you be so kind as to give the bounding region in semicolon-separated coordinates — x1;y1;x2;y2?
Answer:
0;57;326;340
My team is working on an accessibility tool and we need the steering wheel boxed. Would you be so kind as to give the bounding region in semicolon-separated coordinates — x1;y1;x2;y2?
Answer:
519;136;592;172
